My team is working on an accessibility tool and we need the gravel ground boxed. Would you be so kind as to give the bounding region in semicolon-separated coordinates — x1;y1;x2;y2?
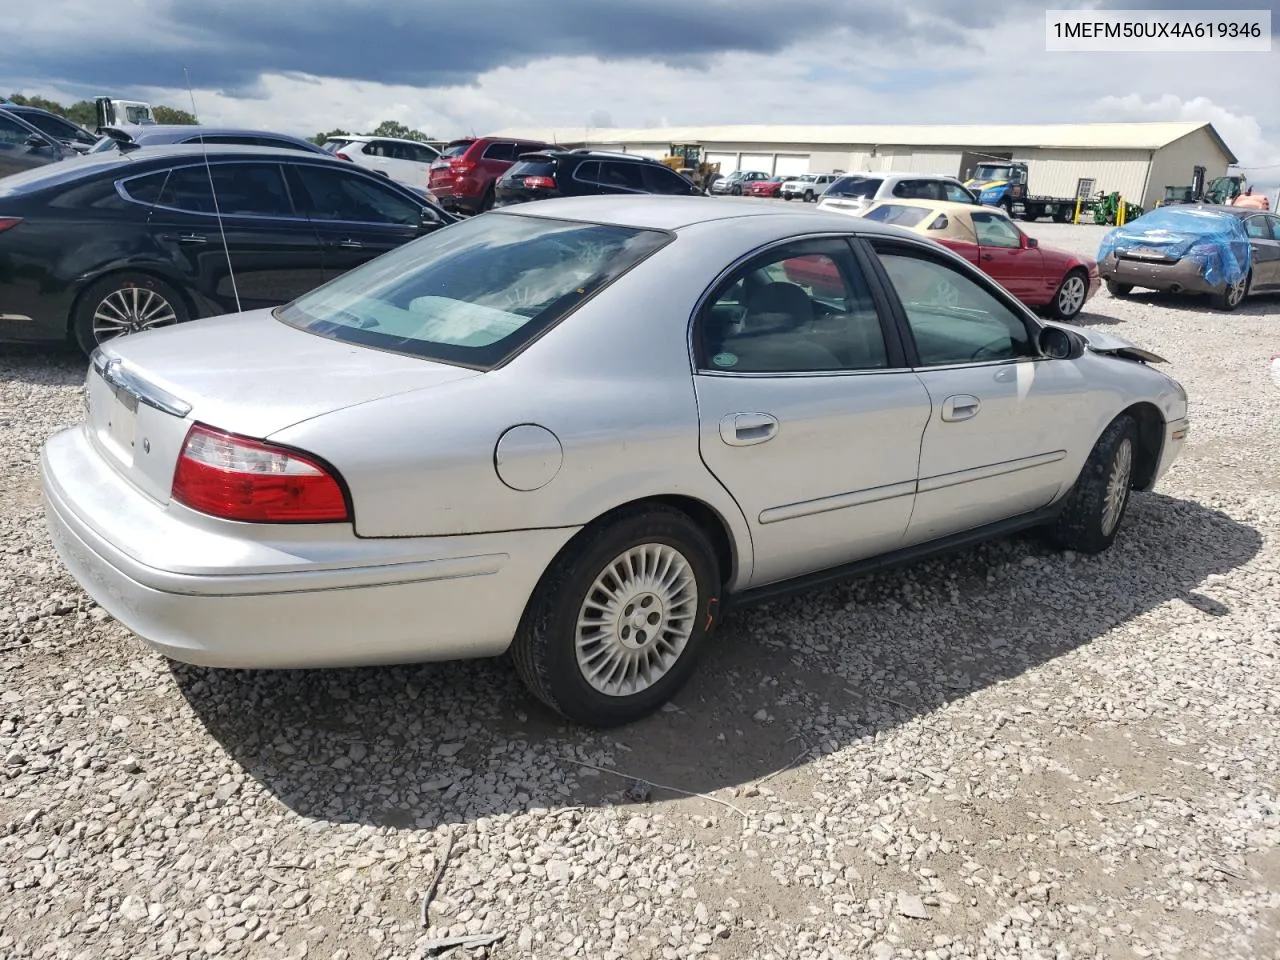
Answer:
2;220;1278;960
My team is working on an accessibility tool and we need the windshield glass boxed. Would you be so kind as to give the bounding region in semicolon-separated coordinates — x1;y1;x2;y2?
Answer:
441;141;473;158
277;214;671;367
87;136;120;154
826;176;882;199
863;204;932;227
973;165;1012;182
320;138;352;153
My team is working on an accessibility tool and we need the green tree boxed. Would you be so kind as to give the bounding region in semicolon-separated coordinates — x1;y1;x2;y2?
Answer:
64;101;98;128
368;120;432;143
152;105;197;125
310;127;350;146
6;93;68;115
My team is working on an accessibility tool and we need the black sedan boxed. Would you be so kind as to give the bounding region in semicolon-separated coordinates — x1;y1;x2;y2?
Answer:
0;108;65;177
0;145;454;354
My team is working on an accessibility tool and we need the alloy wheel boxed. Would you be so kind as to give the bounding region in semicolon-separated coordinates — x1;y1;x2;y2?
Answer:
574;543;698;698
1101;437;1133;536
1227;276;1247;307
92;286;179;344
1058;274;1087;316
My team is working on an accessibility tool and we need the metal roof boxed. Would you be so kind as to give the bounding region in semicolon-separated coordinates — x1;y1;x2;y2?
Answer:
490;122;1236;162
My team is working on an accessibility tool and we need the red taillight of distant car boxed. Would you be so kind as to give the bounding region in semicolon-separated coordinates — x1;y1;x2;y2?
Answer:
449;159;476;175
171;424;350;523
334;152;354;161
0;217;23;234
522;176;556;190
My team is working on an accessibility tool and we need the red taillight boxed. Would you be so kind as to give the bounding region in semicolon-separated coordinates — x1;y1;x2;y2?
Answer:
171;424;350;523
335;151;353;161
522;175;556;190
449;159;476;174
0;217;22;234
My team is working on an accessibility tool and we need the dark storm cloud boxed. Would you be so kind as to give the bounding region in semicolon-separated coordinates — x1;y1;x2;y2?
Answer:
7;0;980;93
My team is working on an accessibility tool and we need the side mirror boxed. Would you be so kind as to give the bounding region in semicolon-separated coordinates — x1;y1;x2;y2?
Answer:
1037;325;1085;360
1025;236;1039;248
24;134;51;149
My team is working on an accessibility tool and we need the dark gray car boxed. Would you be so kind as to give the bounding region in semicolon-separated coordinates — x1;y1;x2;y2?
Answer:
1100;205;1280;311
0;109;64;178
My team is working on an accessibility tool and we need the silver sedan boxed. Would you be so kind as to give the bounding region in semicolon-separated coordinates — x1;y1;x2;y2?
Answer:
41;197;1190;727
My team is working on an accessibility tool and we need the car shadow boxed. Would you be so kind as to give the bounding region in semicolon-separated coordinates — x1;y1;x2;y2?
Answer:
1109;289;1280;316
171;491;1262;830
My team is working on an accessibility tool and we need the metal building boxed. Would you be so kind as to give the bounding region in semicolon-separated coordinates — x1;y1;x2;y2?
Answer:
491;122;1236;209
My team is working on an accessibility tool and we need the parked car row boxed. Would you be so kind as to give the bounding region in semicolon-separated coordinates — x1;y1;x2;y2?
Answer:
39;195;1189;727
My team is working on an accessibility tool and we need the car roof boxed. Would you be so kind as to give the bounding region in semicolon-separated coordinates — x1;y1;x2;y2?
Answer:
119;125;319;144
329;134;436;147
493;194;921;235
1191;204;1264;219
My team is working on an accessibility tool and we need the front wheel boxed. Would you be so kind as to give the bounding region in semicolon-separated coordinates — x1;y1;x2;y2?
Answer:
1042;415;1138;554
511;506;721;727
71;272;189;356
803;191;815;202
1051;269;1089;320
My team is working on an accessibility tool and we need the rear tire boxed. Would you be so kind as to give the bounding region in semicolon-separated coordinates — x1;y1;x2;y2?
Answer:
1211;271;1250;311
480;184;496;212
511;506;722;727
1042;415;1138;555
1105;280;1133;297
71;272;189;357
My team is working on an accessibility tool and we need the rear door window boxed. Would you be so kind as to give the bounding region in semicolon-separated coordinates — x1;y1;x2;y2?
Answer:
598;162;645;190
481;141;517;162
140;163;295;217
641;165;697;195
942;181;975;203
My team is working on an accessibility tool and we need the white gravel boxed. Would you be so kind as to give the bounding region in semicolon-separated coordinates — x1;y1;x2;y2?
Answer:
2;221;1278;960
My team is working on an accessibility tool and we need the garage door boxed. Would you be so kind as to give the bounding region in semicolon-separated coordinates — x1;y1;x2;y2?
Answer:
774;155;810;177
739;154;775;175
706;153;738;175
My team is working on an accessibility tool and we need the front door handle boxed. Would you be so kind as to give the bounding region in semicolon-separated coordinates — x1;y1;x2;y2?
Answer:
159;233;208;245
719;412;778;446
941;394;981;422
980;252;994;261
330;239;363;249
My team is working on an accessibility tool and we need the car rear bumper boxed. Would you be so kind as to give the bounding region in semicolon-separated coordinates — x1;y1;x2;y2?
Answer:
1099;253;1221;295
41;425;578;669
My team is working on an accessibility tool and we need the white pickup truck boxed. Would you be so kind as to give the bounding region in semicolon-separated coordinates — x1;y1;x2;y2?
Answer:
781;173;839;202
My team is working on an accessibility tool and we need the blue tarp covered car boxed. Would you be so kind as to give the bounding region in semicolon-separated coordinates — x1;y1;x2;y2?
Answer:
1096;205;1257;311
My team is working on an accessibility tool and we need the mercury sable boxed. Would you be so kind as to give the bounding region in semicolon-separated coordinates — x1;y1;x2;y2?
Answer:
41;197;1189;727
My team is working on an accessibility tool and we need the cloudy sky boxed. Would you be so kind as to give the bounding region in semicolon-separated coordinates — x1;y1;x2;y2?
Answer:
5;0;1279;184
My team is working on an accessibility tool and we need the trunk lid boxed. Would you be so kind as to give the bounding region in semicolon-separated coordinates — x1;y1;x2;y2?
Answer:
85;309;480;503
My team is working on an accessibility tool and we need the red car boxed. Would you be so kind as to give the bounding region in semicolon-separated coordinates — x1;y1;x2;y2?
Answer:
855;200;1100;319
428;136;554;214
747;175;790;198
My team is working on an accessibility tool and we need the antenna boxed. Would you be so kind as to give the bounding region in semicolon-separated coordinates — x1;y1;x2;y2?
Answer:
185;67;241;313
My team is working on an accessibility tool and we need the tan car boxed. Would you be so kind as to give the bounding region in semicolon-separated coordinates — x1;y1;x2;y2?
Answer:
861;200;1100;319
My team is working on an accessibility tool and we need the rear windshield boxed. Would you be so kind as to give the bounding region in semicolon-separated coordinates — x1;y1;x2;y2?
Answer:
320;138;353;153
827;176;883;199
276;213;671;368
441;141;474;158
505;158;556;178
863;204;932;227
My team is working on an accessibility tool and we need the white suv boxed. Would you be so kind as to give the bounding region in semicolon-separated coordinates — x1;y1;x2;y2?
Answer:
780;173;839;202
817;172;978;216
320;135;442;188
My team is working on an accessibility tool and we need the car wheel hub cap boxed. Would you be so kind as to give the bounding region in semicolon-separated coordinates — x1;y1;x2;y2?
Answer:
1102;438;1133;536
575;544;698;698
1228;278;1246;305
1060;276;1086;314
93;287;178;343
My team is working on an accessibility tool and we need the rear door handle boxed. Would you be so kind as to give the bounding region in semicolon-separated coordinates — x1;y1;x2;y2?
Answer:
329;239;363;249
719;412;778;446
160;233;208;245
941;395;981;422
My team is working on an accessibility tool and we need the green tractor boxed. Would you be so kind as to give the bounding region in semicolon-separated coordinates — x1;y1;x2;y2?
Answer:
1091;191;1143;226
